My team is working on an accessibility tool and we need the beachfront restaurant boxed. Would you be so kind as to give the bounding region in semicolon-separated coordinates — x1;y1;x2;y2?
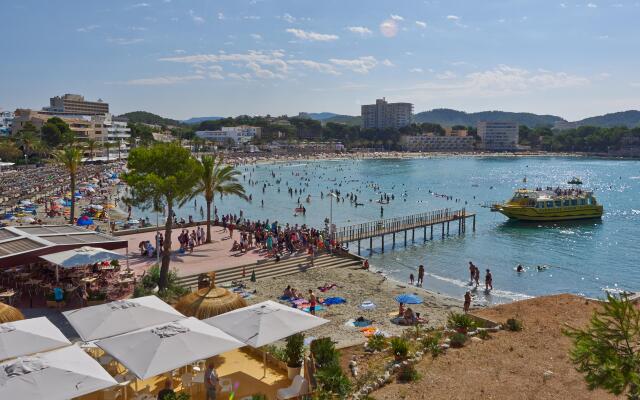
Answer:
0;297;322;399
0;225;131;308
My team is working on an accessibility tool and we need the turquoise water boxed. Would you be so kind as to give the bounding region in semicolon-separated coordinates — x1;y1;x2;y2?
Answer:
133;156;640;304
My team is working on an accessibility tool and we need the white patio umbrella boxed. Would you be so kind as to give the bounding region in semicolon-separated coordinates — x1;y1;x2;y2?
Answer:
63;295;185;342
40;246;127;282
96;317;244;380
0;317;71;362
204;300;329;376
0;344;117;400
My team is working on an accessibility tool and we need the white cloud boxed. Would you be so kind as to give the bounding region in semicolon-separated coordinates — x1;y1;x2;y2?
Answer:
410;68;424;73
281;13;296;23
379;20;398;37
250;33;262;40
437;70;457;79
560;3;567;8
228;72;253;81
128;3;150;9
415;21;427;28
329;56;378;74
107;37;144;45
122;75;204;85
174;49;186;54
246;62;281;79
446;15;460;20
382;59;395;67
286;28;338;41
587;3;597;8
289;59;339;75
217;12;225;20
347;26;373;36
189;10;204;24
244;16;261;20
76;25;99;33
390;14;404;21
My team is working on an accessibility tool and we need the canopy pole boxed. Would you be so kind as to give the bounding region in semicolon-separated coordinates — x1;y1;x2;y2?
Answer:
263;351;267;378
56;265;59;283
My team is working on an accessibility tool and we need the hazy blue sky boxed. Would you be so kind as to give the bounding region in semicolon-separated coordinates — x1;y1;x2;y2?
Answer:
1;0;638;120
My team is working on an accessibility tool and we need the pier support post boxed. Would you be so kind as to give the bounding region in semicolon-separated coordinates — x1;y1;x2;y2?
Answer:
404;230;407;247
473;215;476;232
447;221;450;236
431;225;434;240
392;233;395;248
369;237;373;255
357;240;361;255
441;223;445;239
381;235;385;253
412;229;415;243
423;226;426;243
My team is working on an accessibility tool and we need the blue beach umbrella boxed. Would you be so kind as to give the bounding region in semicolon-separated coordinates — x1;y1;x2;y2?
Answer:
394;293;423;304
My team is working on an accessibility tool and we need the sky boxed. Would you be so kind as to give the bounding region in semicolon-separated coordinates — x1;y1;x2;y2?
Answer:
1;0;639;121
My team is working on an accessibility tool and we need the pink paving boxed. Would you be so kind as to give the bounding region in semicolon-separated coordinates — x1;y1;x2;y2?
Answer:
115;225;266;277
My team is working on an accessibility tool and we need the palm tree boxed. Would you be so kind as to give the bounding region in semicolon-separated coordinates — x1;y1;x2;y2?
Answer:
116;138;122;160
54;147;82;223
190;154;247;243
13;131;40;162
85;139;99;160
103;141;112;162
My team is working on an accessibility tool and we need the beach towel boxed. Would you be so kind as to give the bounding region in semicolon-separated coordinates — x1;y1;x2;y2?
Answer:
301;305;326;313
360;327;378;337
324;297;346;305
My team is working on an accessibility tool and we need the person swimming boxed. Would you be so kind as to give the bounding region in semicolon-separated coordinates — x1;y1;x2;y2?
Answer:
516;264;524;273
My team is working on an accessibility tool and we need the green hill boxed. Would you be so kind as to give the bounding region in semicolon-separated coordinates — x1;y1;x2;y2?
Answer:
323;115;361;126
414;108;564;127
575;110;640;128
118;111;181;126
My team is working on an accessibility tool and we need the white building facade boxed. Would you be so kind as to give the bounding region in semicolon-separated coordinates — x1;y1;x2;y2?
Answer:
477;121;519;151
0;111;14;136
361;98;413;130
401;133;474;152
195;125;262;145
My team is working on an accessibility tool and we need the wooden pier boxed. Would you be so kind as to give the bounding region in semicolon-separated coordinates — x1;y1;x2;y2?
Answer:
333;208;475;255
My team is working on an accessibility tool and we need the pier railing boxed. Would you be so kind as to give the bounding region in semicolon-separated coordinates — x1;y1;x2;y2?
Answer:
334;208;470;243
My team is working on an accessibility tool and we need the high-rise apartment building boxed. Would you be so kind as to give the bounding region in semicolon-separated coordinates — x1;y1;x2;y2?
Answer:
477;121;519;151
45;94;109;115
361;98;413;129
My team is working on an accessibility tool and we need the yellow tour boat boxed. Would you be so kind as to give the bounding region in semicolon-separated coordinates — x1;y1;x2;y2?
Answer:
493;187;603;221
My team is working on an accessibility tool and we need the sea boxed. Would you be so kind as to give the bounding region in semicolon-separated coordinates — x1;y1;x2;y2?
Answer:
129;156;640;304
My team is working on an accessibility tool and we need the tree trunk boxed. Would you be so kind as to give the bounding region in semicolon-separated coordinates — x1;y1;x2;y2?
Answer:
69;173;76;223
205;200;212;244
159;202;173;291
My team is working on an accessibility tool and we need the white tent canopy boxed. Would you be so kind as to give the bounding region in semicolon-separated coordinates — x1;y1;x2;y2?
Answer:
63;296;185;342
0;317;71;362
40;246;126;269
96;317;244;380
204;300;329;347
0;344;117;400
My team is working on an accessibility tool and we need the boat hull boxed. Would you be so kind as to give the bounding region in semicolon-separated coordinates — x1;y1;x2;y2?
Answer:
497;205;603;221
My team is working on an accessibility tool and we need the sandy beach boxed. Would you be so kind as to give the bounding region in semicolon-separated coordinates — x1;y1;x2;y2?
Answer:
242;265;463;348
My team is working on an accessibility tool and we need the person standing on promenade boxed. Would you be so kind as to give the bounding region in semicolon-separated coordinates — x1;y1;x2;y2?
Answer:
485;269;493;291
463;291;472;313
417;264;425;287
204;363;220;400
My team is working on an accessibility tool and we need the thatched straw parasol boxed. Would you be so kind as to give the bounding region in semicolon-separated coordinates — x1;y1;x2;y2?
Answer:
174;272;247;320
0;302;25;323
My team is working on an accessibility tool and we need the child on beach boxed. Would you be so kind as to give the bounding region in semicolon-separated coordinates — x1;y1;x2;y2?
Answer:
409;273;414;285
463;291;471;313
485;269;493;291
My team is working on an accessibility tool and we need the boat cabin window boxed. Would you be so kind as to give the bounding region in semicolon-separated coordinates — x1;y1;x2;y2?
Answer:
571;199;578;206
554;200;562;207
535;202;544;208
580;199;586;205
546;201;554;208
563;200;571;206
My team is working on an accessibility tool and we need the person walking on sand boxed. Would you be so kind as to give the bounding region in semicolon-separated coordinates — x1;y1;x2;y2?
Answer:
204;363;220;400
463;291;472;313
308;289;317;315
417;264;425;287
485;269;493;291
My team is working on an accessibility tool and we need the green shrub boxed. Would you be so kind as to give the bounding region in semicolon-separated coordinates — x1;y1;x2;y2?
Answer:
367;334;387;352
134;265;188;302
390;337;409;359
251;395;267;400
163;392;190;400
449;332;467;348
505;318;523;332
314;363;352;398
447;312;477;332
262;344;287;363
311;338;339;369
87;291;107;301
421;332;443;358
397;363;420;383
477;330;491;340
285;333;305;368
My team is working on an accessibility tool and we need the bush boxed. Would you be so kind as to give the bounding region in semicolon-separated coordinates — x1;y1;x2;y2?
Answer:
390;337;409;359
421;332;443;358
87;291;107;301
251;395;267;400
133;265;188;302
449;332;467;348
397;363;420;383
163;392;190;400
477;330;491;340
505;318;523;332
367;334;387;352
262;344;287;363
311;338;339;369
447;312;477;332
314;363;352;398
285;333;305;368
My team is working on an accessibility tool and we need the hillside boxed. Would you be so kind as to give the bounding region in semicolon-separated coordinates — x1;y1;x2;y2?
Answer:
324;115;362;126
575;110;640;127
299;112;340;121
118;111;180;126
182;116;224;124
414;108;564;127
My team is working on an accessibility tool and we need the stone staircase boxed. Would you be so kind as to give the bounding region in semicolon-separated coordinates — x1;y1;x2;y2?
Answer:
175;252;362;291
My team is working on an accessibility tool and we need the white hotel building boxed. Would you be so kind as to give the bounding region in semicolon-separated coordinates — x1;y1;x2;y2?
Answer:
477;121;519;151
195;125;262;145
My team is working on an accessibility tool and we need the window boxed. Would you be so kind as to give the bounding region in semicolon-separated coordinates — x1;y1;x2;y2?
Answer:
563;200;571;206
580;199;586;205
571;199;578;206
536;202;544;208
555;201;562;207
546;201;554;208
